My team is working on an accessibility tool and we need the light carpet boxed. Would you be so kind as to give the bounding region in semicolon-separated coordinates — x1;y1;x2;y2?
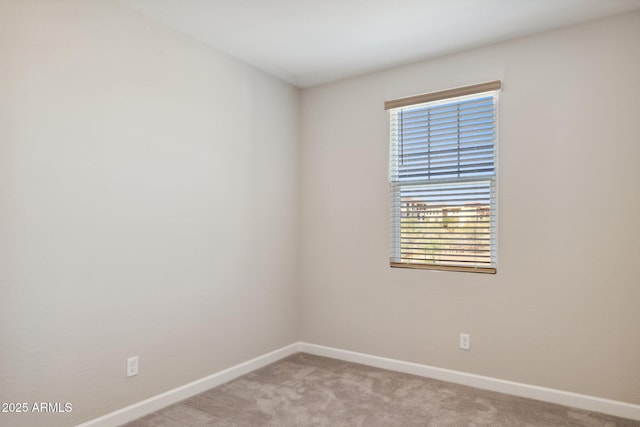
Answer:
124;353;639;426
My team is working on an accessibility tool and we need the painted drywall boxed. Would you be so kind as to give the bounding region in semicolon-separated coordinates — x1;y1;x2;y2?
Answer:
300;11;640;405
0;1;299;426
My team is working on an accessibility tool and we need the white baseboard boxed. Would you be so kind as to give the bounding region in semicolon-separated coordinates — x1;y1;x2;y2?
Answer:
78;341;640;425
298;342;640;422
76;343;299;427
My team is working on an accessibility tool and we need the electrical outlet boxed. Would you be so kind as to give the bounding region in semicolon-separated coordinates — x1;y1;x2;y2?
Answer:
127;356;139;377
459;333;470;350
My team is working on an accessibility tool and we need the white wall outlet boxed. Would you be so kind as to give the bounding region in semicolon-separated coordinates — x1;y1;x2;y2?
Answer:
127;356;139;377
459;333;470;350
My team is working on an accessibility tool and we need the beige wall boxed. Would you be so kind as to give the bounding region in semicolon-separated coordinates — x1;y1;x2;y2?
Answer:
300;11;640;405
0;1;299;426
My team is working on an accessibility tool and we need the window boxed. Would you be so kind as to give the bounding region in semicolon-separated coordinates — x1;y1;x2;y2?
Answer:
386;81;500;274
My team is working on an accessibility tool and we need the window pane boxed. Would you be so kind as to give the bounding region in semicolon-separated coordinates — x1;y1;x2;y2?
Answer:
393;181;494;267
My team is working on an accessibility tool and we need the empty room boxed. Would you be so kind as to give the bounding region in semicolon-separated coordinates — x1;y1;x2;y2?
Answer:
1;0;640;426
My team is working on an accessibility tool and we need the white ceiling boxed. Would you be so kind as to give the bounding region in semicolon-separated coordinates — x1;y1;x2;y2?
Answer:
117;0;640;88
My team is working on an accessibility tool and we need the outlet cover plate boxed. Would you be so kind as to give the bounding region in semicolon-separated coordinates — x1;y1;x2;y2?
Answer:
459;334;470;350
127;356;139;377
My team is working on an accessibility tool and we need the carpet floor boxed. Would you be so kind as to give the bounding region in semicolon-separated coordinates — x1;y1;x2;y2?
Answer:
123;353;639;426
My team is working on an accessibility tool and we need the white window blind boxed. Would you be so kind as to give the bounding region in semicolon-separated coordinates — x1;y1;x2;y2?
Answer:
388;82;500;273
